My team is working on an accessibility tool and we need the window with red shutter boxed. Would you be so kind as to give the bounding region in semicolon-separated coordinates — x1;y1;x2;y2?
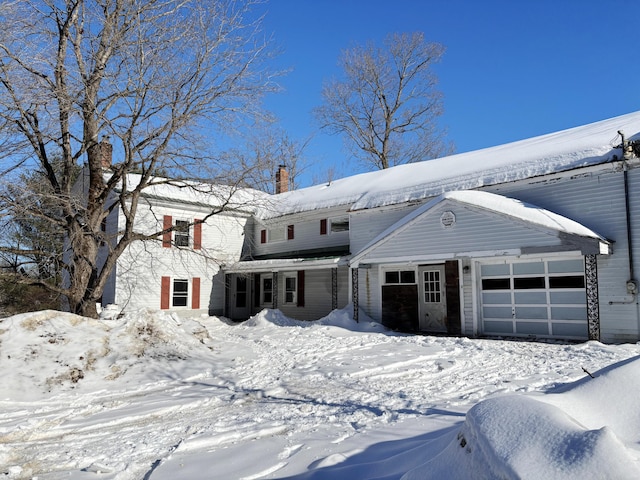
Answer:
194;219;202;250
160;276;171;309
320;219;327;235
162;216;172;247
192;277;201;309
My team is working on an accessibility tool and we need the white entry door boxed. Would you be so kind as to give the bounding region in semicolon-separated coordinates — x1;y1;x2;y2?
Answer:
418;265;447;332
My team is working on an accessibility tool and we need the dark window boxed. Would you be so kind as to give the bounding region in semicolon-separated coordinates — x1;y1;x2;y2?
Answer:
482;278;511;290
385;271;400;284
514;277;545;289
401;271;416;284
260;229;267;244
320;219;327;235
173;279;188;307
287;224;294;240
385;270;415;284
174;220;189;247
236;276;247;308
549;275;585;289
262;277;273;304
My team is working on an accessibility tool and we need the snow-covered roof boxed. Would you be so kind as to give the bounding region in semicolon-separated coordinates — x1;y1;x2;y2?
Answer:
351;190;610;265
261;111;640;219
111;173;270;213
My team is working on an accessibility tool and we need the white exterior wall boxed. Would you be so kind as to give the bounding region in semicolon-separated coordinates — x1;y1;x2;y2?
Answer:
276;267;349;321
349;203;419;254
112;201;248;314
254;206;351;258
489;166;639;343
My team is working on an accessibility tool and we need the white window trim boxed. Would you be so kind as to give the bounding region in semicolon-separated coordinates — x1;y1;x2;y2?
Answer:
172;278;190;308
382;266;418;285
284;274;297;304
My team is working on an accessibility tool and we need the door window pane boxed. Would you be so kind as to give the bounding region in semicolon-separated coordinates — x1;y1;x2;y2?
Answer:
423;270;441;303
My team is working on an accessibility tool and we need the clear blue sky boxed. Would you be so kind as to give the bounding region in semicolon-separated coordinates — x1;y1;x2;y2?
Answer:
258;0;640;186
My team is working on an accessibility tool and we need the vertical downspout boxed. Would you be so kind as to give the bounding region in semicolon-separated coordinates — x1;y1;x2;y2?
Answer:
610;131;638;305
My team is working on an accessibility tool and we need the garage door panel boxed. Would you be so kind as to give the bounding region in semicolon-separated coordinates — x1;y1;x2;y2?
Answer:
483;306;512;318
484;320;513;334
552;323;588;337
514;292;546;304
516;322;549;335
551;306;587;320
515;306;548;319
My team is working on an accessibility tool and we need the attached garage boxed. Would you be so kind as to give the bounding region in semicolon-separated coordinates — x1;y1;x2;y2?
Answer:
479;257;588;340
350;190;610;341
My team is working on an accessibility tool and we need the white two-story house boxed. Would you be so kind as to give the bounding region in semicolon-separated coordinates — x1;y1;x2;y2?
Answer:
99;111;640;343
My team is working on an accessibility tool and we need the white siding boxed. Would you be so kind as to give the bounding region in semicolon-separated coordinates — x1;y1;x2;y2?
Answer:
253;206;351;258
276;267;349;320
489;169;639;343
358;201;566;264
357;267;381;321
350;203;419;254
113;202;248;314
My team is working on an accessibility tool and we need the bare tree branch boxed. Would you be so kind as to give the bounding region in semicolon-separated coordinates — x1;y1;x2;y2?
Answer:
0;0;279;317
315;32;454;170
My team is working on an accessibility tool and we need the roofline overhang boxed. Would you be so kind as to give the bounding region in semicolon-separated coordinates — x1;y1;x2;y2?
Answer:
224;255;350;274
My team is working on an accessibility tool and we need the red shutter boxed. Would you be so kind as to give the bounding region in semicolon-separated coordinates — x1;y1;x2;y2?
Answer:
192;277;201;309
320;219;327;235
161;276;170;309
287;224;294;240
297;270;305;307
194;219;202;250
260;229;267;244
162;215;172;248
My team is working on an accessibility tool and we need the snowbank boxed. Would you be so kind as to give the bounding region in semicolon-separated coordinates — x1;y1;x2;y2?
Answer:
1;309;639;479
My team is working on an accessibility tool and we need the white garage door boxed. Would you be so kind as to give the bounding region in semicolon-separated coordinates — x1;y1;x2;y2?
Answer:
480;257;588;340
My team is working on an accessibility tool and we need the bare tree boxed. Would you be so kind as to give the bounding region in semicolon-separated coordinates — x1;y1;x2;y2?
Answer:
228;125;311;193
0;0;279;317
315;32;453;170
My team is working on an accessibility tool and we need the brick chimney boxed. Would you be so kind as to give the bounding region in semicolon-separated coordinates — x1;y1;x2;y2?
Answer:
100;138;113;168
275;165;289;194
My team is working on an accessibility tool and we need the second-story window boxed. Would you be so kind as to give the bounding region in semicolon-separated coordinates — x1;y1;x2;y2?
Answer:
330;217;349;233
174;220;190;247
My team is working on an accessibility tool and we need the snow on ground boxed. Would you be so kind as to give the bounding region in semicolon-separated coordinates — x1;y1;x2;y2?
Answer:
1;308;639;479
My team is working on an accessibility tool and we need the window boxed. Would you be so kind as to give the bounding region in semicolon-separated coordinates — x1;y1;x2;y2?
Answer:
236;276;247;308
260;229;267;244
384;270;416;284
320;219;327;235
285;275;297;303
262;276;273;304
174;220;189;247
287;224;295;240
423;270;442;303
268;228;285;243
330;217;349;233
173;279;188;307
